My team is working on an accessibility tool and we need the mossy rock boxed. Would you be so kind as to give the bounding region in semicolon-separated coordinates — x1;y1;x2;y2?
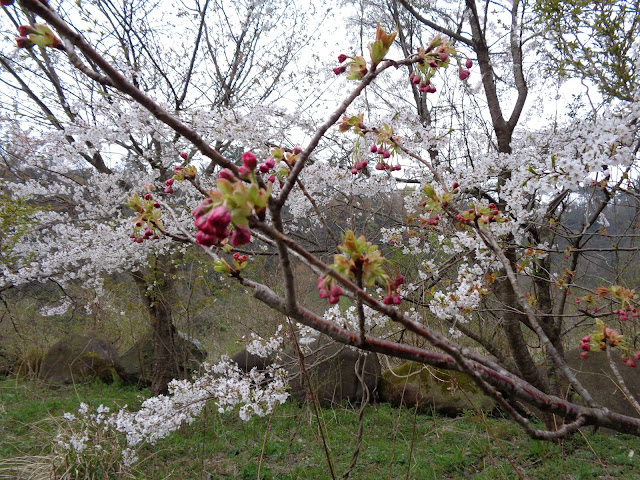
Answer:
39;333;123;384
379;361;494;415
14;349;45;378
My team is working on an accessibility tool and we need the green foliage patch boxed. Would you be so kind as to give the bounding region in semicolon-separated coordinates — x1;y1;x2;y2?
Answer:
1;379;639;479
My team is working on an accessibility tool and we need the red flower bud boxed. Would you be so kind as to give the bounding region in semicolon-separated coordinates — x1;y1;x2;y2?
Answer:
465;58;473;69
164;178;174;186
292;146;302;155
333;65;347;75
459;68;471;81
267;174;276;184
259;163;270;174
180;152;188;160
580;351;588;360
264;157;275;169
338;54;348;63
370;144;378;153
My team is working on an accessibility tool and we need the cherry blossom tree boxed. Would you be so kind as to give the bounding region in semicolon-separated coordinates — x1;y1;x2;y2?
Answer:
2;1;640;470
0;0;320;394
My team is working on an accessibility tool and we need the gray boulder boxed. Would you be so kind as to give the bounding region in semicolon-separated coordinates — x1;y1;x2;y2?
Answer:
39;334;122;384
231;348;274;373
285;335;382;406
119;331;207;387
565;348;640;418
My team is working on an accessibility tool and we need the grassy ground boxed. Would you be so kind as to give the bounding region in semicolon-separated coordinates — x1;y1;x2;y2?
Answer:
1;377;639;479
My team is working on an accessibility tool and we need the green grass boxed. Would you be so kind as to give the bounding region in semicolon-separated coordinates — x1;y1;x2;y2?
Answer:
1;378;639;479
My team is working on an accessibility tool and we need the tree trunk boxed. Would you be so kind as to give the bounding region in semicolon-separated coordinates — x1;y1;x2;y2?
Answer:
133;255;178;396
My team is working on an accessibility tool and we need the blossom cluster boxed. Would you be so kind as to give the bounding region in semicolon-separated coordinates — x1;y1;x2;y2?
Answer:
56;356;289;473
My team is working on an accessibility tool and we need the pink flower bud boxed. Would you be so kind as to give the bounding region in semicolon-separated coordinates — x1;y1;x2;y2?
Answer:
382;149;391;159
144;228;154;238
459;68;471;81
144;193;152;200
219;168;236;181
439;52;448;63
180;152;188;160
259;163;270;173
292;146;303;155
338;54;348;63
192;197;213;218
230;225;251;247
370;144;378;153
267;174;276;184
197;205;231;238
465;58;473;69
317;276;329;299
135;220;142;227
18;25;37;36
15;36;33;49
351;168;358;175
164;178;174;186
241;151;257;169
163;187;173;194
361;160;368;168
582;335;590;343
264;157;275;169
195;230;218;247
429;60;438;68
580;351;588;360
237;165;252;179
333;65;347;75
